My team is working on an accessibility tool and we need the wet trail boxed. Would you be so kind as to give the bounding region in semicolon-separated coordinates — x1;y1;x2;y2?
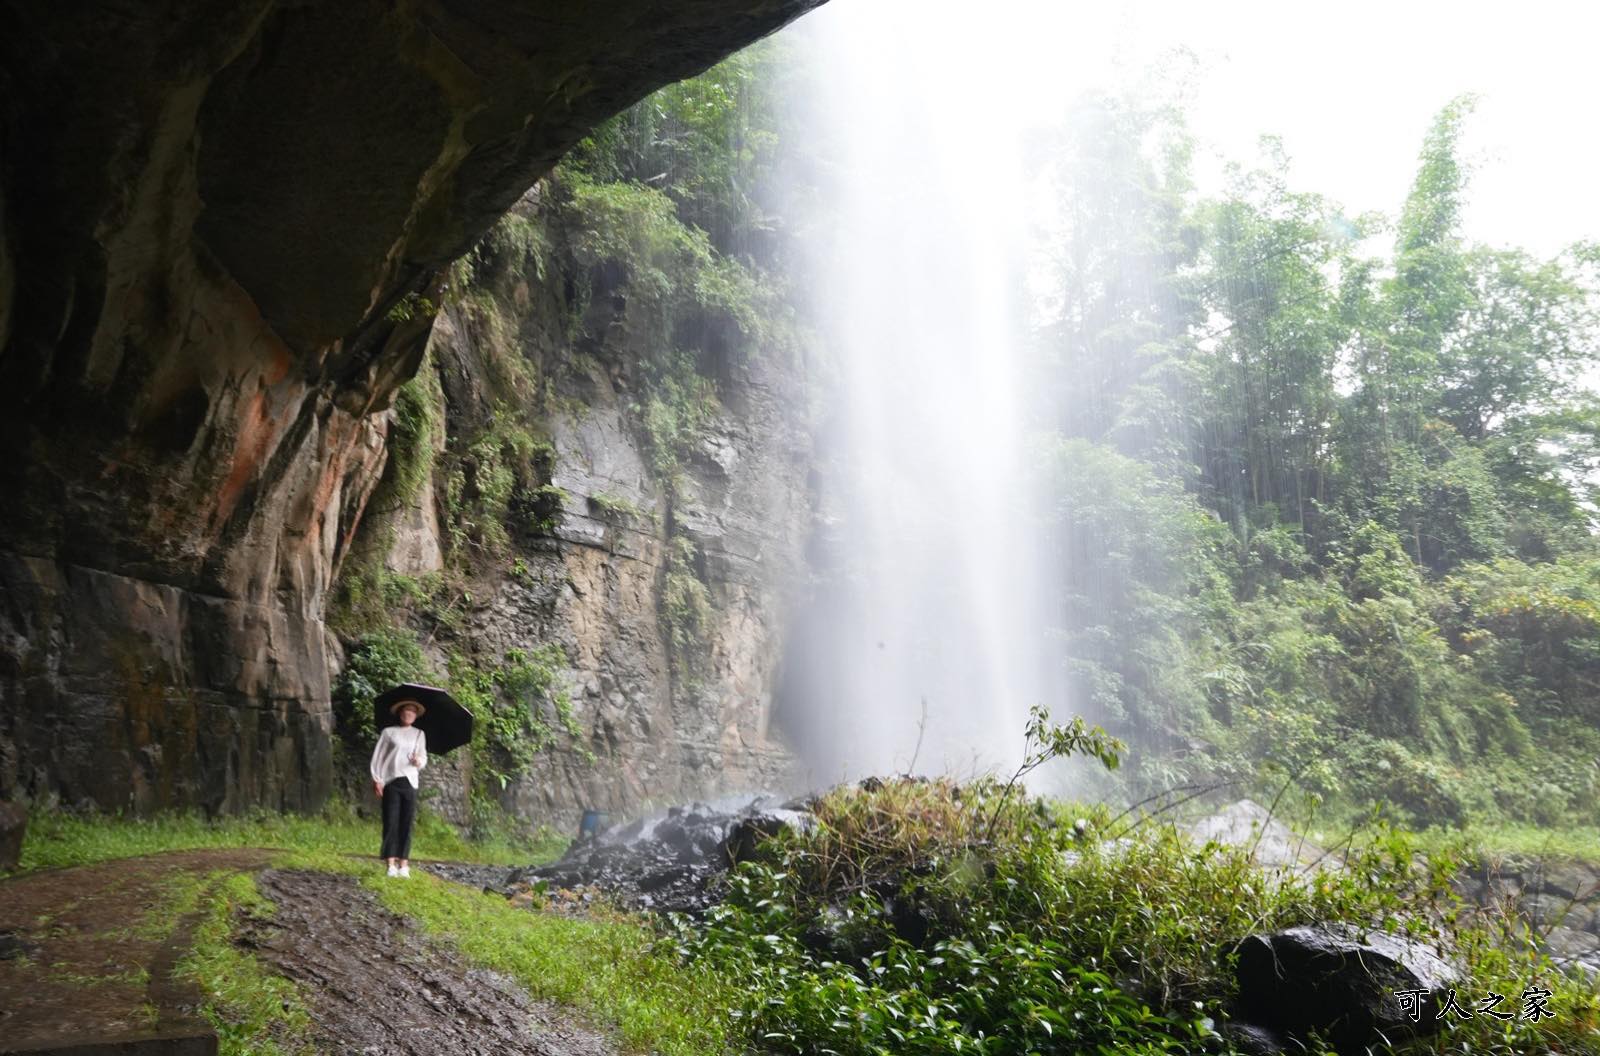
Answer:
242;868;616;1056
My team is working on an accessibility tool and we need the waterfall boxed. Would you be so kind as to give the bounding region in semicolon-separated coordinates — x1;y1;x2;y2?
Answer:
774;1;1061;783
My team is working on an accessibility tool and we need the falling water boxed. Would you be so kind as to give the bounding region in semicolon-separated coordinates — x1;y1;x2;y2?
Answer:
774;3;1060;783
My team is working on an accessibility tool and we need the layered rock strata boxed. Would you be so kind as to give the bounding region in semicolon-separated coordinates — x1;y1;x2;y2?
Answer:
346;181;815;826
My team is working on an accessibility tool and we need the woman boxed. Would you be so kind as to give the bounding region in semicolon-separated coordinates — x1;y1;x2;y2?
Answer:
370;699;427;877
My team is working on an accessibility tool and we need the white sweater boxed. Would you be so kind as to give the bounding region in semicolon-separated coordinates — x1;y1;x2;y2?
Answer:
370;725;427;788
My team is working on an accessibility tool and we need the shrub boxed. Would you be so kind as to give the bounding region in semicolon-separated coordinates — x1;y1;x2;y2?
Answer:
670;778;1599;1056
331;628;433;751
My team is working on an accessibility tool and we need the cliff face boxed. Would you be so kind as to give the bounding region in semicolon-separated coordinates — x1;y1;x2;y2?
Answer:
336;180;815;826
0;0;822;811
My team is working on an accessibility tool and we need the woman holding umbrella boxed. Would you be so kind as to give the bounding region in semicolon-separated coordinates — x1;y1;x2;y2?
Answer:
370;698;427;877
368;683;475;878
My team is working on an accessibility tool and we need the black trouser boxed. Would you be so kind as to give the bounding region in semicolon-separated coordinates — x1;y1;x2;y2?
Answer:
380;778;416;860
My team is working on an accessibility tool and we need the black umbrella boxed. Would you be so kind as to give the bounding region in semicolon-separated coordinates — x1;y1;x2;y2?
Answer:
373;683;474;754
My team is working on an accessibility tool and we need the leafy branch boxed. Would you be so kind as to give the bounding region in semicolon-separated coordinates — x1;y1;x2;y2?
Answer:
984;704;1124;842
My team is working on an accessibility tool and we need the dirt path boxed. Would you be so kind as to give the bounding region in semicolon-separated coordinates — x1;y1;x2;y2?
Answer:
1;852;621;1055
0;848;272;1053
244;868;617;1056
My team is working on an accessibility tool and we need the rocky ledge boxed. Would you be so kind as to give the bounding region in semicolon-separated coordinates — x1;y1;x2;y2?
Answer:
0;0;823;812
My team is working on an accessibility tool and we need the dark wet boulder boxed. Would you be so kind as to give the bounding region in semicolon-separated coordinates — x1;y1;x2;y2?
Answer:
800;903;857;959
516;795;818;913
1218;1021;1288;1056
726;808;819;863
0;801;25;872
1234;925;1460;1052
882;892;938;946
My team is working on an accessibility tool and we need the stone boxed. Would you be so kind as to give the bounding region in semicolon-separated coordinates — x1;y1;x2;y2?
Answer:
799;902;871;962
1542;925;1600;961
0;930;35;961
518;795;814;913
1522;892;1577;927
726;808;819;863
1564;903;1599;933
1218;1021;1287;1056
1490;878;1524;904
1185;799;1338;873
0;800;26;872
1538;861;1600;901
1234;925;1460;1052
0;0;825;814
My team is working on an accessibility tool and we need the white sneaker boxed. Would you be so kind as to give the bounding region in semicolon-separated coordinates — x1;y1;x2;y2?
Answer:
398;865;411;878
387;863;400;878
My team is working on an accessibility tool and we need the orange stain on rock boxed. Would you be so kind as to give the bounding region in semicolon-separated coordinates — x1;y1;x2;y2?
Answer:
213;382;277;531
310;419;347;527
262;344;292;386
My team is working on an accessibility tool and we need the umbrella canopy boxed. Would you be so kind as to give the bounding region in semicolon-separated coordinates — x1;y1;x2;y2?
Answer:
373;683;474;755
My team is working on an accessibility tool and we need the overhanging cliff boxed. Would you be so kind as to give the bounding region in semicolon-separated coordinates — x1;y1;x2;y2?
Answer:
0;0;822;811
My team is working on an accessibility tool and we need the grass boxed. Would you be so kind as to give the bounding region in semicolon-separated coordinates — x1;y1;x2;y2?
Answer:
12;803;567;874
1411;822;1600;862
278;848;733;1056
8;804;719;1054
17;790;1600;1055
177;870;313;1056
678;777;1600;1056
1198;784;1600;868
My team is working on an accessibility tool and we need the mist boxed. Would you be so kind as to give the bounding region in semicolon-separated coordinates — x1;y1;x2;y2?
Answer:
773;2;1065;783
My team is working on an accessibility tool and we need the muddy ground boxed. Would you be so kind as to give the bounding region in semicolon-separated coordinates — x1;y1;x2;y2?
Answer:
0;848;272;1052
243;868;617;1056
0;853;621;1055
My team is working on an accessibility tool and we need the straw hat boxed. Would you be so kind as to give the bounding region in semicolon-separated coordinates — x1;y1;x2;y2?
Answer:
389;698;427;718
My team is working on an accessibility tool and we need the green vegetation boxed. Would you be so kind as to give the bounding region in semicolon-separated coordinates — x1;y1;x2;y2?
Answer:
441;415;557;558
588;490;643;522
338;854;733;1056
14;804;561;874
385;291;439;324
662;535;715;685
328;624;587;813
326;351;447;640
447;643;590;792
676;777;1600;1056
384;364;445;509
178;871;312;1056
22;786;1600;1056
1034;92;1600;832
10;821;680;1053
570;41;788;256
331;626;432;751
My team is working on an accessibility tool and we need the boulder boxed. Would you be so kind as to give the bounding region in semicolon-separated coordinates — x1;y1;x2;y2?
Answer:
1487;876;1524;902
1186;799;1338;873
1522;892;1576;927
1218;1021;1288;1056
0;801;25;871
726;808;818;863
1234;925;1460;1052
520;795;816;913
1542;925;1600;962
1538;860;1600;901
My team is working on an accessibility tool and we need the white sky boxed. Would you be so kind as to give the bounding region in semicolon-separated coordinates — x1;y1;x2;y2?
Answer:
838;0;1600;257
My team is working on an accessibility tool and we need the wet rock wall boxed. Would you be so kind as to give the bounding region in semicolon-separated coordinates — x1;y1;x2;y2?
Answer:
341;183;815;828
0;0;823;812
